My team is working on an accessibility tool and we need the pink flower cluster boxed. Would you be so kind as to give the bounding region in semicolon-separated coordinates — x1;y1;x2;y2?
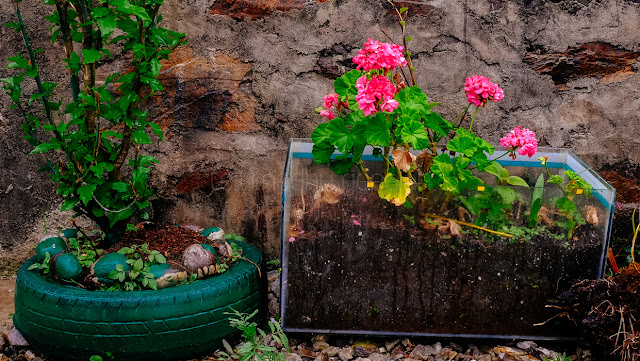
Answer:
500;126;538;159
355;75;399;116
464;75;504;107
352;39;408;73
319;93;345;120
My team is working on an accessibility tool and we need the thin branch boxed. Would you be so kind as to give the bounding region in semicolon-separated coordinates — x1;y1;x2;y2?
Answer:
425;213;514;238
54;0;79;102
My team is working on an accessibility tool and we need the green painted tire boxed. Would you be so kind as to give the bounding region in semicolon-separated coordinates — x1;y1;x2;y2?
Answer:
14;241;265;361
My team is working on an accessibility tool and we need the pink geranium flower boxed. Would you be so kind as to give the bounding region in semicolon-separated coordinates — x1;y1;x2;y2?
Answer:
355;75;398;116
464;75;504;107
353;39;407;73
320;109;335;120
500;126;538;159
323;93;339;109
319;93;342;119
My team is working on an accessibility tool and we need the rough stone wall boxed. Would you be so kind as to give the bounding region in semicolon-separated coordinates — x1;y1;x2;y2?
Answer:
1;0;640;273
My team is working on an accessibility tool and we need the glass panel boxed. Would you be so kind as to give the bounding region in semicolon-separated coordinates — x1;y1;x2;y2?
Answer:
281;138;615;340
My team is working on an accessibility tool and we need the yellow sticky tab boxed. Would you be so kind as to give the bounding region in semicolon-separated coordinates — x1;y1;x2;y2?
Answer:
576;188;583;195
477;186;485;192
367;182;374;188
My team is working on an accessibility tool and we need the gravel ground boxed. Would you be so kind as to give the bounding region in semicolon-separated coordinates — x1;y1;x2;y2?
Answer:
0;273;593;361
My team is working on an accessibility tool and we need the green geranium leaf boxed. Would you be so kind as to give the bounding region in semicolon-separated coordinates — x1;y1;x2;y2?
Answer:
329;156;354;175
430;154;459;194
311;122;332;145
312;143;335;165
474;135;495;155
396;86;429;115
378;173;413;206
400;120;430;150
447;134;477;157
548;175;564;185
364;113;391;147
328;118;366;153
334;69;361;102
423;112;452;137
343;111;364;126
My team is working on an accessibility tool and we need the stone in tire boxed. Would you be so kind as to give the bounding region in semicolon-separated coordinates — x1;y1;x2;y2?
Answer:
14;241;265;361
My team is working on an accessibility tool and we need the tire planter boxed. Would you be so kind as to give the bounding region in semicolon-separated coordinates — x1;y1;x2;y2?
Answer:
14;241;265;361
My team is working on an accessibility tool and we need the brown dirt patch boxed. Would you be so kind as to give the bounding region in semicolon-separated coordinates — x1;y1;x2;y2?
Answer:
106;224;210;262
0;277;16;335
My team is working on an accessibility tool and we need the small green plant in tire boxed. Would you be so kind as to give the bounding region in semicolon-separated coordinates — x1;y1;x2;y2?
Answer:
14;241;265;361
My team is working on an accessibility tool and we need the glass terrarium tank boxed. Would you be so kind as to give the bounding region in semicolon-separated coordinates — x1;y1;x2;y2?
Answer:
280;138;615;340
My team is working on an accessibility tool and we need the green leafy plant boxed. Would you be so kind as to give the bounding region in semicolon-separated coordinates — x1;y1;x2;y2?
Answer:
107;243;166;290
217;241;243;274
223;233;246;243
68;234;104;268
458;186;512;231
2;0;186;246
540;157;592;238
219;309;289;361
27;252;52;274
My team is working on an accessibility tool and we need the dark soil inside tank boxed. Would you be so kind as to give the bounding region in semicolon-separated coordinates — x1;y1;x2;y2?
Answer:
283;187;605;339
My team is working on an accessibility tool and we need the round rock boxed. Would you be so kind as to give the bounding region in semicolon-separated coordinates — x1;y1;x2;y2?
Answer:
91;253;131;282
54;253;83;282
36;236;67;262
183;244;217;273
201;227;225;241
148;263;187;289
212;240;233;261
60;228;79;239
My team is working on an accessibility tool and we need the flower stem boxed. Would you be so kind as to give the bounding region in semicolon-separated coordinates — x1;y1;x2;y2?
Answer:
492;150;511;162
544;162;568;198
356;162;371;182
453;103;472;128
383;146;390;175
468;107;479;131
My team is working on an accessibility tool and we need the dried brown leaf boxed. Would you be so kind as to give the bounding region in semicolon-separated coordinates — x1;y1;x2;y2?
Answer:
538;206;554;226
314;184;344;205
392;148;417;173
585;205;600;225
449;220;462;237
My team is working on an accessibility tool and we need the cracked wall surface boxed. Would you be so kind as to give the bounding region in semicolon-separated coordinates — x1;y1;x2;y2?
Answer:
1;0;640;272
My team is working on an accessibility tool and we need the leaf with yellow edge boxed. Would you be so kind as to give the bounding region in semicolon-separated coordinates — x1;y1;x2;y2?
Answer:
378;173;413;206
